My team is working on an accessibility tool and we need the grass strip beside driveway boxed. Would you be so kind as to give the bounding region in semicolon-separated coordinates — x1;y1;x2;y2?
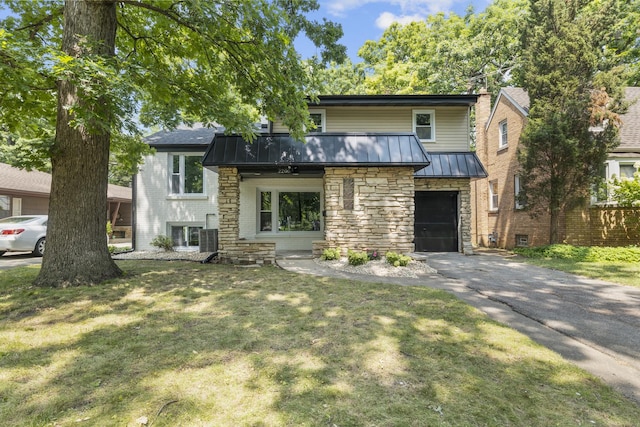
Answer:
514;244;640;288
1;261;639;426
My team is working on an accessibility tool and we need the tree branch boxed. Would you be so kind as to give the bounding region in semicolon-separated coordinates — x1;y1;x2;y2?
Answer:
15;6;64;40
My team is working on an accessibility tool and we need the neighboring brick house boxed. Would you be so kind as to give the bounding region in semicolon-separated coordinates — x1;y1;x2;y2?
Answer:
472;87;640;249
0;162;133;239
135;95;487;263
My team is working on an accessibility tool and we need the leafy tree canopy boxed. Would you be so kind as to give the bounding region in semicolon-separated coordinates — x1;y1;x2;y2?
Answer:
0;0;346;174
309;58;367;95
0;0;345;286
355;0;528;94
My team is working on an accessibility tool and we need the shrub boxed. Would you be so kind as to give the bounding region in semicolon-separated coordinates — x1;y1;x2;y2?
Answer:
321;247;341;261
151;235;174;252
106;221;113;237
385;251;411;267
347;249;369;266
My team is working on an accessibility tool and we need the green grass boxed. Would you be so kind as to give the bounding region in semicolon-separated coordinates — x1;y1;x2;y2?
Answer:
1;261;640;426
514;244;640;288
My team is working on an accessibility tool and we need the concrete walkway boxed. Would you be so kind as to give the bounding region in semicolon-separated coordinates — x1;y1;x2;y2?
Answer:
277;251;640;405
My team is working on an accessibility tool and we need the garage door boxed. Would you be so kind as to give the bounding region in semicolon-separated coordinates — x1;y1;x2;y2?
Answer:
414;191;458;252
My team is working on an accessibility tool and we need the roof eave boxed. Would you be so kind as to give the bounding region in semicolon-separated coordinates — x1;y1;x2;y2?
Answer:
311;95;478;107
150;143;211;151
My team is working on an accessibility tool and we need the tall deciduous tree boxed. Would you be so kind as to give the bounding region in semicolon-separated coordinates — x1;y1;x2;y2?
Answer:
357;0;528;94
0;0;344;287
310;59;366;95
516;0;626;243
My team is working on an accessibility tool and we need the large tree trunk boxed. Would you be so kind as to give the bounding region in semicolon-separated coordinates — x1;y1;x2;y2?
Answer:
34;0;121;287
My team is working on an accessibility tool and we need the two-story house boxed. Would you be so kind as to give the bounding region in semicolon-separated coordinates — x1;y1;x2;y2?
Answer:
134;95;487;264
134;124;219;251
472;87;640;249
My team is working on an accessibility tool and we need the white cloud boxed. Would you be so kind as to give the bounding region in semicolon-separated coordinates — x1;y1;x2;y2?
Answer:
326;0;457;17
375;11;425;29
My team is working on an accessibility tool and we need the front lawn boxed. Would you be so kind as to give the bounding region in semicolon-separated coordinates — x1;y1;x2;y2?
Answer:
1;261;639;426
514;244;640;288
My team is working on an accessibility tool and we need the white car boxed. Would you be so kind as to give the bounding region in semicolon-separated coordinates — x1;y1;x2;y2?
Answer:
0;215;48;257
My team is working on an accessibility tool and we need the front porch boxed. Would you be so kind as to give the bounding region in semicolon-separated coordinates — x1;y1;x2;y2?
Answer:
205;133;431;265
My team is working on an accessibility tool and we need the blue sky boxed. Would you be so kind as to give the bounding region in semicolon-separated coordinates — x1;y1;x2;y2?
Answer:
295;0;492;62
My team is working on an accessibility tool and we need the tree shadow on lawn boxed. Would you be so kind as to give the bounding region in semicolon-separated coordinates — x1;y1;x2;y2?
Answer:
1;261;639;426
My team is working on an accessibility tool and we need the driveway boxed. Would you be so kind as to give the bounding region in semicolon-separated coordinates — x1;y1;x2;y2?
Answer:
425;252;640;405
278;251;640;405
0;252;43;269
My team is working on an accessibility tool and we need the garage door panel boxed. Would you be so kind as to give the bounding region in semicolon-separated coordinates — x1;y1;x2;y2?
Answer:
415;191;458;252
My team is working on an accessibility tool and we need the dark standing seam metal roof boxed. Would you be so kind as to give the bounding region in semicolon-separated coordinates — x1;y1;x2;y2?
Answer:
414;152;488;178
202;133;432;171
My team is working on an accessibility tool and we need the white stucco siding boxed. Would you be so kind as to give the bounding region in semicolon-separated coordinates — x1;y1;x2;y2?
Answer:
239;177;324;251
271;106;471;151
135;151;219;250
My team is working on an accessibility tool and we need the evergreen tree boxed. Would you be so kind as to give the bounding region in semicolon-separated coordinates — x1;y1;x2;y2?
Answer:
517;0;625;243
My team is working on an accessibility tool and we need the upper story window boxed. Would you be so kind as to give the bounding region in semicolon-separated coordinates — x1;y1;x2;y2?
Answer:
308;109;326;132
499;120;508;149
489;180;499;211
413;110;435;142
169;154;204;195
514;175;524;209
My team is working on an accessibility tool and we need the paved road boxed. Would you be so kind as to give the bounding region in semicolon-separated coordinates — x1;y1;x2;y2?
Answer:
278;252;640;405
0;252;43;269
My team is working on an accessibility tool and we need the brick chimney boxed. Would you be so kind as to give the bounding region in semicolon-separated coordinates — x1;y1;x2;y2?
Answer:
475;88;491;167
471;88;492;248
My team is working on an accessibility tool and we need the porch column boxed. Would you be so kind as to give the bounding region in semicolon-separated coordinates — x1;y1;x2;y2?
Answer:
217;167;240;253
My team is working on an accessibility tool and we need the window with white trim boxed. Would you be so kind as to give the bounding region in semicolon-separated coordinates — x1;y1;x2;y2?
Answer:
308;109;326;132
259;190;321;233
170;225;203;248
499;120;508;149
413;110;435;142
620;163;638;179
0;195;10;219
514;175;524;209
489;180;499;211
169;154;204;195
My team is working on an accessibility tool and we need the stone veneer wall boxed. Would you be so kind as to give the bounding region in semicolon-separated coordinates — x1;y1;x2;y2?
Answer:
414;178;474;254
217;167;276;264
313;167;415;256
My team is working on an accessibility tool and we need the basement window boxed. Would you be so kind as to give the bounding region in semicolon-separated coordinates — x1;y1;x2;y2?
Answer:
515;234;529;247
